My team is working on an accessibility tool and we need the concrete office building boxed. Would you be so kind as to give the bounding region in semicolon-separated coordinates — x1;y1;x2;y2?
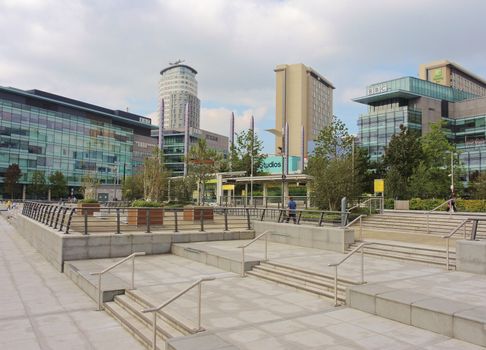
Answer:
0;86;157;199
151;127;228;177
273;63;334;158
159;63;200;129
419;60;486;97
356;61;486;181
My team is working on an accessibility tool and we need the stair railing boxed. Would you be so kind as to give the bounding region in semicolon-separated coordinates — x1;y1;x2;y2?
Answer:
426;199;452;234
345;215;366;241
328;242;373;306
90;252;146;311
141;277;215;350
442;218;471;271
237;230;272;277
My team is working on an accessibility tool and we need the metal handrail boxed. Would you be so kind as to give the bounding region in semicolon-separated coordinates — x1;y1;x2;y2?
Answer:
237;230;272;277
426;199;452;233
349;197;383;215
345;214;366;241
90;252;146;310
328;242;371;306
141;277;215;350
441;218;471;271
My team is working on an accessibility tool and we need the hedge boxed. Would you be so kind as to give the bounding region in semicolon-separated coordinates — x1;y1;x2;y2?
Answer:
385;198;486;212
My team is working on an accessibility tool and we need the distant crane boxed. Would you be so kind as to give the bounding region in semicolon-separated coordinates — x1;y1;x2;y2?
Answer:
169;59;185;66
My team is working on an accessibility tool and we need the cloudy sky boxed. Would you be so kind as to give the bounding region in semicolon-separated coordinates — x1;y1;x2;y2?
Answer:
1;0;486;152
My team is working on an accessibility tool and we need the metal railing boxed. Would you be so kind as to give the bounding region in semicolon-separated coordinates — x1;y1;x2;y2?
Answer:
348;197;384;215
237;230;272;277
328;242;371;306
426;199;452;233
90;252;146;310
141;277;215;350
22;202;253;235
441;216;486;270
219;195;312;209
345;215;366;241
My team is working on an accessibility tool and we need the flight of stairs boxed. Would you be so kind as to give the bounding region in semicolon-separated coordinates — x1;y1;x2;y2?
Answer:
347;241;456;269
103;289;197;349
246;261;361;303
355;211;486;238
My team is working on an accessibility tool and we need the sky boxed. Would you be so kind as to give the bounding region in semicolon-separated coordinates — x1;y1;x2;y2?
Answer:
1;0;486;153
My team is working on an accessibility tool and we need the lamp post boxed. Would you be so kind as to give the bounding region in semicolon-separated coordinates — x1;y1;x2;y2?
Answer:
447;151;455;193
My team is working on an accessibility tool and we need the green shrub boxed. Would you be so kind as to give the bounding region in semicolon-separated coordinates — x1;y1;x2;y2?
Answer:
456;199;486;212
409;198;444;211
131;200;163;208
79;198;99;204
384;198;394;209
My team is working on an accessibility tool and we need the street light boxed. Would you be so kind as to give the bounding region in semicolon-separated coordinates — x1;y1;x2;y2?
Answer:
446;151;455;193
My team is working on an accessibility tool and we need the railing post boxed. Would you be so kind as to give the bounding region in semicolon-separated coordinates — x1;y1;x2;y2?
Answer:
297;211;302;225
223;208;228;231
174;210;179;232
146;209;151;233
59;207;68;231
464;221;467;239
65;208;75;234
116;208;121;234
333;265;338;306
97;273;102;311
361;245;365;284
260;208;266;221
152;311;157;350
359;216;363;241
277;209;283;223
265;233;268;261
197;282;202;331
245;208;251;230
131;255;135;289
54;206;62;229
318;212;324;227
241;247;245;277
199;209;205;232
49;207;57;227
446;238;450;271
84;210;88;235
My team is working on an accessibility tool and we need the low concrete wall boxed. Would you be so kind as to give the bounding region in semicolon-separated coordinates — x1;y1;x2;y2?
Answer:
253;221;354;253
13;214;254;272
12;213;64;271
456;240;486;274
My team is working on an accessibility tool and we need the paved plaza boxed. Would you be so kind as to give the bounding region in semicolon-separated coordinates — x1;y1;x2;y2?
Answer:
1;212;485;349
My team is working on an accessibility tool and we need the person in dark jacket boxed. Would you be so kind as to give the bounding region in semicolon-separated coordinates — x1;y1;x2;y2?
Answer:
286;196;297;224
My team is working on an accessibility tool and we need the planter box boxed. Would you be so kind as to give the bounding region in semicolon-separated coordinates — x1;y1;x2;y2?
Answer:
127;208;164;226
183;206;214;221
77;203;100;216
394;200;410;210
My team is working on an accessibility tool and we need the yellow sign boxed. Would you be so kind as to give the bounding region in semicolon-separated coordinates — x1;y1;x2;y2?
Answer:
374;179;384;193
222;184;235;191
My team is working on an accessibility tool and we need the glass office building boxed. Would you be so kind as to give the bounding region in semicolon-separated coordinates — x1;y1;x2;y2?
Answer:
0;86;157;197
355;74;486;181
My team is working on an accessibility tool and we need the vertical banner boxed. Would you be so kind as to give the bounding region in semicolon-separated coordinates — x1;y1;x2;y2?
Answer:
183;102;190;176
158;98;164;152
301;125;305;173
229;112;235;171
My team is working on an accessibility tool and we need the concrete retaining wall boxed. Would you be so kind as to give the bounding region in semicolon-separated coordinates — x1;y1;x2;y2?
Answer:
13;214;254;272
456;240;486;274
252;221;354;253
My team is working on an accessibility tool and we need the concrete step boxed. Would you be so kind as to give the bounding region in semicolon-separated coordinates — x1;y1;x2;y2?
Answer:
171;242;260;274
104;300;165;350
346;243;456;267
246;270;346;302
347;282;486;347
246;261;361;302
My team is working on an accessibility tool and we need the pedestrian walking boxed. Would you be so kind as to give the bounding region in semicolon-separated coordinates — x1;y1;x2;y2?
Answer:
286;196;297;224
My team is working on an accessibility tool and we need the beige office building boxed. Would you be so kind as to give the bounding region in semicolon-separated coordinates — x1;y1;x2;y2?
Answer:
273;63;334;158
419;60;486;96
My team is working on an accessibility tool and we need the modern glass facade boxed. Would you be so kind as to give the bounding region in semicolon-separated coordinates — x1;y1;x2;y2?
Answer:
0;87;157;196
358;105;422;160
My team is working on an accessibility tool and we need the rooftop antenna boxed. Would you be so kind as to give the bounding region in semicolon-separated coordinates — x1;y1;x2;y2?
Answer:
169;59;185;66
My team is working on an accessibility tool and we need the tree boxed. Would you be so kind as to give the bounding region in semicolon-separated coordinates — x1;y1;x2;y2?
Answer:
169;176;196;204
122;174;144;201
142;147;169;202
4;164;22;199
383;125;422;199
470;172;486;199
188;139;221;205
229;130;265;175
307;117;368;210
409;122;462;198
29;170;46;199
49;171;67;199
